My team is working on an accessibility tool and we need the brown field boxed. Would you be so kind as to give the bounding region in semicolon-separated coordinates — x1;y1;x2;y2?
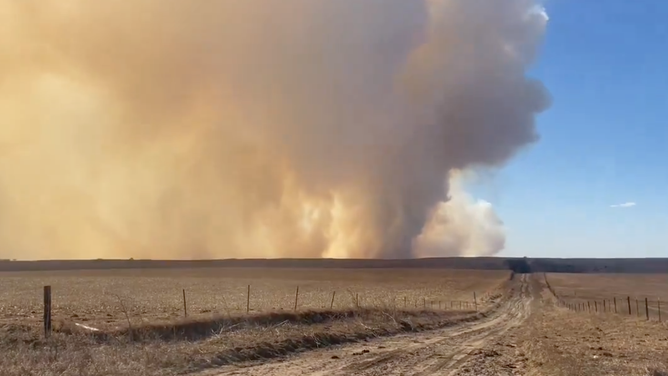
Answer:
0;268;508;329
454;274;668;376
547;273;668;319
4;269;668;376
0;268;509;376
503;273;668;376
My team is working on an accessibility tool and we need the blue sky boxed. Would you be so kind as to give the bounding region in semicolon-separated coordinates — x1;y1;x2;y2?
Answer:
474;0;668;258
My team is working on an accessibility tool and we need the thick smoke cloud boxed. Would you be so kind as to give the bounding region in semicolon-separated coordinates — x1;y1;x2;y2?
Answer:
0;0;549;260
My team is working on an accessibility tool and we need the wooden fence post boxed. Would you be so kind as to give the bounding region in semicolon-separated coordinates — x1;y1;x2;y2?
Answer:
43;286;52;338
182;289;187;317
246;285;251;314
330;291;336;309
659;299;662;322
636;299;639;317
474;292;478;312
614;297;617;313
595;301;598;312
423;298;426;309
294;286;300;311
628;296;631;315
603;300;606;312
588;301;591;312
404;296;407;308
645;298;649;321
356;293;359;308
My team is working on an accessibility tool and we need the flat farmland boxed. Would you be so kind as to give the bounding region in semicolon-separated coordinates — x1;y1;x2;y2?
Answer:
0;268;509;330
546;273;668;319
0;267;511;376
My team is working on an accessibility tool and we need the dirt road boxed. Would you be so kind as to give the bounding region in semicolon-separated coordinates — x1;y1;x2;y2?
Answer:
204;274;533;376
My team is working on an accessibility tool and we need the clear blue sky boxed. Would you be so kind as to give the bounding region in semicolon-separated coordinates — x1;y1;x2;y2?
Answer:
475;1;668;258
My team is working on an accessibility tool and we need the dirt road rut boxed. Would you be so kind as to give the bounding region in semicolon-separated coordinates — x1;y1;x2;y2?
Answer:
205;274;533;376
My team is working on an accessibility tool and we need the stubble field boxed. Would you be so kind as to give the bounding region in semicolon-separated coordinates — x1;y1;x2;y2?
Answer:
429;273;668;376
0;267;510;376
514;273;668;375
547;273;668;319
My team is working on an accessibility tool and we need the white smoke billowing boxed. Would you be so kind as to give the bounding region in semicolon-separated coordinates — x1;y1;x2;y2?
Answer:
0;0;549;259
414;171;506;257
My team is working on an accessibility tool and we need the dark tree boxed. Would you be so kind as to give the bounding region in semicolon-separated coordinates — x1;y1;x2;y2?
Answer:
505;257;532;274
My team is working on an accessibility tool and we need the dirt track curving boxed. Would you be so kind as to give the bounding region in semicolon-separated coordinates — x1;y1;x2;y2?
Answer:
203;274;533;376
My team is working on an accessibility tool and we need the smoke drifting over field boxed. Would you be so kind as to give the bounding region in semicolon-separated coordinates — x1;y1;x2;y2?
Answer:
0;0;549;260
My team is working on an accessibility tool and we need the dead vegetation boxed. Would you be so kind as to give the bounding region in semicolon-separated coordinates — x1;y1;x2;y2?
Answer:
1;308;481;376
0;268;508;375
0;268;508;330
547;273;668;320
512;275;668;376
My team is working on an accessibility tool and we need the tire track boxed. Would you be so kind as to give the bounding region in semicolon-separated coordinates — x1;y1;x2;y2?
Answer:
205;274;533;376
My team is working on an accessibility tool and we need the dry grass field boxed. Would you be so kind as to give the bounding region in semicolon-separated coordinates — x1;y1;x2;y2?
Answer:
512;275;668;376
438;274;668;376
546;273;668;320
0;268;508;329
0;268;509;376
2;268;667;376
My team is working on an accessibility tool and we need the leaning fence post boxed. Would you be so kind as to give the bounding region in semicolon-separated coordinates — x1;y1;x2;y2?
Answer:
294;286;300;311
43;286;52;338
330;291;336;309
645;298;649;321
182;289;188;317
246;285;251;314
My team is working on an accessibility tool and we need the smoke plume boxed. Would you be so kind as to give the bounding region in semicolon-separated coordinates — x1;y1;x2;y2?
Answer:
0;0;549;260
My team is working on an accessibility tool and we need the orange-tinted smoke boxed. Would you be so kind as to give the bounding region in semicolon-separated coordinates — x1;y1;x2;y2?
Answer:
0;0;549;260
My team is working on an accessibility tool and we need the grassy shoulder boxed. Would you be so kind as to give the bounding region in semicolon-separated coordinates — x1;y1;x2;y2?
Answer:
2;305;495;376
